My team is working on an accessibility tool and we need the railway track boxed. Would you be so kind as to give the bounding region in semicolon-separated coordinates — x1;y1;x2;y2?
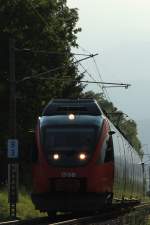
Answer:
0;202;150;225
0;215;122;225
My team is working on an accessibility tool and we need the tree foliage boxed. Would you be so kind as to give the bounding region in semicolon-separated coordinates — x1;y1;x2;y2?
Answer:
0;0;83;151
83;91;142;156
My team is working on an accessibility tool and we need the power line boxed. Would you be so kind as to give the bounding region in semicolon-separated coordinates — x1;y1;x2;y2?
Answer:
19;0;131;100
16;55;96;83
33;77;130;88
15;47;93;57
73;50;111;101
81;80;131;87
25;0;52;33
92;57;103;83
72;53;94;56
76;45;109;99
74;56;106;96
102;85;130;89
25;0;107;97
15;48;69;55
76;46;125;103
78;45;92;55
76;54;98;63
74;56;97;82
81;80;130;86
17;67;63;83
92;57;111;102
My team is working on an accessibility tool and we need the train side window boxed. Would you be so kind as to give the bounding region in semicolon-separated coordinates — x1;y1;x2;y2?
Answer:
104;136;114;163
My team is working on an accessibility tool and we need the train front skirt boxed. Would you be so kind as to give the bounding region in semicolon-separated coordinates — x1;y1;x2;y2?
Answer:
31;192;113;212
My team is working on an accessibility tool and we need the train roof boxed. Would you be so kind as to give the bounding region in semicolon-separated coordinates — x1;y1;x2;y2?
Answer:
42;99;103;116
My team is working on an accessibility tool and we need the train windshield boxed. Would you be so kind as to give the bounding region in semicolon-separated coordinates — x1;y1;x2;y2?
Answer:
44;127;96;152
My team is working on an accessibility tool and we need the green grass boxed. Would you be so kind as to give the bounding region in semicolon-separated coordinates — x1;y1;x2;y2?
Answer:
0;188;46;221
0;190;9;220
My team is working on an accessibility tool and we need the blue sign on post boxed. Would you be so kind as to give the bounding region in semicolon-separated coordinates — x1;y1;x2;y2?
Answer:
7;139;18;158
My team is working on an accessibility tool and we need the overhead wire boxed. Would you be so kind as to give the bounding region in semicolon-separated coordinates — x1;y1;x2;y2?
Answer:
78;45;92;55
73;53;109;100
17;55;95;83
24;0;117;104
19;1;98;87
77;45;112;102
15;47;92;57
31;3;133;143
25;0;52;34
23;1;103;94
73;56;98;83
92;57;111;102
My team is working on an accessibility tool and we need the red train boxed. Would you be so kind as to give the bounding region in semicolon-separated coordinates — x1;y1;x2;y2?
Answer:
31;99;144;215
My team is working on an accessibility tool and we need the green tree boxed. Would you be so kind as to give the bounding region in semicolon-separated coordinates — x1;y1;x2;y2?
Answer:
0;0;83;150
83;91;142;155
0;0;84;185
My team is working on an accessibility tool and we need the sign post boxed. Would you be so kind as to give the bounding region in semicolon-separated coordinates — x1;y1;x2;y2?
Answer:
8;38;18;219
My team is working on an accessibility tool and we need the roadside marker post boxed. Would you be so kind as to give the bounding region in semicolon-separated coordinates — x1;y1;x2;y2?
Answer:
8;38;18;219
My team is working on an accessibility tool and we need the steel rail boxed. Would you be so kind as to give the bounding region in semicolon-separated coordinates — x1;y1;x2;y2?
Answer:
1;203;150;225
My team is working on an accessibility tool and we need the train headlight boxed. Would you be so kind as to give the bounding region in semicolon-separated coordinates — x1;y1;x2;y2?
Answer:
68;113;75;120
53;153;60;160
78;153;87;160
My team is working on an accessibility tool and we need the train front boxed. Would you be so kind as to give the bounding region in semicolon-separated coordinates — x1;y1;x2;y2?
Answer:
31;99;114;213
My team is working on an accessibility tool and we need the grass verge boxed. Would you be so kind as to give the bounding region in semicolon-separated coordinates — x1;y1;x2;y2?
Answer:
0;188;46;221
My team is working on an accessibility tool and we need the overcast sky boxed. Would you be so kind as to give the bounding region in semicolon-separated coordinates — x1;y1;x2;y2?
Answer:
67;0;150;121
